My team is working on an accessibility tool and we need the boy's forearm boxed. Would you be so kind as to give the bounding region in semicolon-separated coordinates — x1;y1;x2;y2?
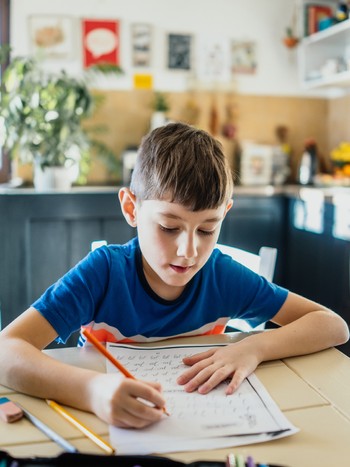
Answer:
244;310;349;363
0;338;97;412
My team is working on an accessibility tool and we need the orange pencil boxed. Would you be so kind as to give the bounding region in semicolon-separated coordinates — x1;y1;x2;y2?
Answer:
82;329;170;416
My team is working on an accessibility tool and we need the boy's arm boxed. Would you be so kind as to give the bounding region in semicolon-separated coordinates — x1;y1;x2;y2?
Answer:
177;292;349;394
0;307;166;428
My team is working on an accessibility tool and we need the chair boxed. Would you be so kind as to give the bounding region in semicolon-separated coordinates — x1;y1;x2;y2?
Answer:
215;243;277;332
91;240;108;251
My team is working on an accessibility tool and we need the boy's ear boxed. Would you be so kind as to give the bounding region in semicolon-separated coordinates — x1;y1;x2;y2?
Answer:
224;199;234;216
119;188;138;227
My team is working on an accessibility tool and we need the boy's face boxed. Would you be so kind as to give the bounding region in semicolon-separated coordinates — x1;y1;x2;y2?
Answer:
135;198;231;301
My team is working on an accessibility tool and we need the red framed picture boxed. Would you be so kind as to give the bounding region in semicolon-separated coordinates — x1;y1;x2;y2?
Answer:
82;19;119;68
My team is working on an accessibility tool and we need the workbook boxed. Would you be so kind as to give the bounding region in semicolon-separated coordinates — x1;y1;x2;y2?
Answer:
106;343;297;454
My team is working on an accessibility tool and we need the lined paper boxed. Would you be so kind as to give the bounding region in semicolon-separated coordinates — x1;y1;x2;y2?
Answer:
107;343;297;454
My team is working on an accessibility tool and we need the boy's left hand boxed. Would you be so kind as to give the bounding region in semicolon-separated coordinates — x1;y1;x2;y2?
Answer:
176;342;260;395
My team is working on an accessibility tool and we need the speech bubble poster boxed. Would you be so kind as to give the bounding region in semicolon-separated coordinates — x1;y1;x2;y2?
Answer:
82;19;120;68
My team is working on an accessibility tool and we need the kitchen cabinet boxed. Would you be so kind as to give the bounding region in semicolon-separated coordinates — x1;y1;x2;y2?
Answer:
285;195;350;355
218;195;287;286
0;190;134;338
285;197;350;314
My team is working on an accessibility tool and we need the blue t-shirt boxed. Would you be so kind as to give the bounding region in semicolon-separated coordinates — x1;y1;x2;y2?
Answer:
32;237;288;345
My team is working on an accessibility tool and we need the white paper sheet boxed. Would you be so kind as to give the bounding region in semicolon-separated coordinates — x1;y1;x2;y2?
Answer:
106;343;297;454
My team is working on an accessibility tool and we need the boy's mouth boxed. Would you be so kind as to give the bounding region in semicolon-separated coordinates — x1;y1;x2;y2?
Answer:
170;264;194;274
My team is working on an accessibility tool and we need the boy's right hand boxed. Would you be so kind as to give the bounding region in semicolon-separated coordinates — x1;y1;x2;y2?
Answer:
88;373;166;428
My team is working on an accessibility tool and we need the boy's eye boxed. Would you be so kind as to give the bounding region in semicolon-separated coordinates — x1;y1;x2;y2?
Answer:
160;225;178;233
159;225;215;236
198;229;215;236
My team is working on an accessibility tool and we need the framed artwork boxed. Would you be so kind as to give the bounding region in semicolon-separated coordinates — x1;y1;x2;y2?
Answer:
82;19;120;68
196;35;230;83
240;142;273;186
231;40;257;74
131;23;152;67
167;33;192;70
28;15;75;59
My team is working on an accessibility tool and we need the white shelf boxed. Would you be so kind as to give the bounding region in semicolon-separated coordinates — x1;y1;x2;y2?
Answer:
299;14;350;89
302;18;350;45
303;69;350;89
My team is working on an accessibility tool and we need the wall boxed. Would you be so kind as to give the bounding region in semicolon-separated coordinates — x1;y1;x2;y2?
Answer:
17;89;328;185
9;0;334;185
328;95;350;151
10;0;304;96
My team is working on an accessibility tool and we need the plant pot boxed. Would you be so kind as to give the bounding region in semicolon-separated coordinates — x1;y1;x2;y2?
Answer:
283;36;299;48
150;111;167;131
34;164;73;192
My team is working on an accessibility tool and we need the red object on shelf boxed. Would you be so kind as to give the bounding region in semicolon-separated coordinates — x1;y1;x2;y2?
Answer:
305;5;333;35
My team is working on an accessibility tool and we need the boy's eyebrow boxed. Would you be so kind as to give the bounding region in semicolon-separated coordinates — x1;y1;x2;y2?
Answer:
160;213;223;223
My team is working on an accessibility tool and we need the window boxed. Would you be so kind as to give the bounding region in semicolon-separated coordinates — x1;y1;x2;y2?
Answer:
0;0;10;183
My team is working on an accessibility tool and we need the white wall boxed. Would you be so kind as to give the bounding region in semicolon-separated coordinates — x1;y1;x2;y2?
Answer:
10;0;306;96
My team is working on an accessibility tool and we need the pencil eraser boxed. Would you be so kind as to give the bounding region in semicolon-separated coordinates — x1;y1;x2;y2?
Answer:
0;397;24;423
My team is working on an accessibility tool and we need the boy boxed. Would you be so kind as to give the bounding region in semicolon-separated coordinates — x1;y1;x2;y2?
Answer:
0;123;348;429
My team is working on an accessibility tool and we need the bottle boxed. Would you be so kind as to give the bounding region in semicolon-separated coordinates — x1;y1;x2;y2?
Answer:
298;138;318;185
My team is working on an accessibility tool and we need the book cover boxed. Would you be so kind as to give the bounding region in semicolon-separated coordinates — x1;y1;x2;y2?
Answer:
304;3;333;36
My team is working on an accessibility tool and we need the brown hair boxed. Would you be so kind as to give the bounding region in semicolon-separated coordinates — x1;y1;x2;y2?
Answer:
130;122;233;211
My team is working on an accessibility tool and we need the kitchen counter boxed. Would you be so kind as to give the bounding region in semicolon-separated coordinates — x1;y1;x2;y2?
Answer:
1;184;350;204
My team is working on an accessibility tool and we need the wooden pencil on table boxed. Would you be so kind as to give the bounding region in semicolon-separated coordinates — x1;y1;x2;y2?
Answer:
46;399;115;455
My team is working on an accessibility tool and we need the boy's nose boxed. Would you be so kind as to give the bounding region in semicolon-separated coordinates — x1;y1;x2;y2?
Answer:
177;233;198;259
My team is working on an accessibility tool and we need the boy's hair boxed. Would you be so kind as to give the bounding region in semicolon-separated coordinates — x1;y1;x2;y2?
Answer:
130;122;233;211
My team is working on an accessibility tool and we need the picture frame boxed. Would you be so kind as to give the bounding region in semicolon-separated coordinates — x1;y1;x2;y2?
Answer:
28;15;76;60
167;33;192;70
131;23;152;67
231;40;257;75
239;142;273;186
82;18;120;68
196;35;230;83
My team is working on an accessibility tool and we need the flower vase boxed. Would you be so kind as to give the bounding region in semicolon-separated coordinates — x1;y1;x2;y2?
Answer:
33;164;73;192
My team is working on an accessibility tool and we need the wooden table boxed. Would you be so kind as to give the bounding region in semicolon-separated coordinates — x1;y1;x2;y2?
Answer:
1;333;350;466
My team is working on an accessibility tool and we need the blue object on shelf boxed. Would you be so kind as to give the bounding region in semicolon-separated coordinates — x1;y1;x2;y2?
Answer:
318;17;334;30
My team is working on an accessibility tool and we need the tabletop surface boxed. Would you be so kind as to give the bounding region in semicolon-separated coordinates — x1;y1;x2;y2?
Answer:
1;333;350;467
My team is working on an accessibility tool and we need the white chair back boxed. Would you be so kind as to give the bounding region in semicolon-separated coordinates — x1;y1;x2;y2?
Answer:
216;243;277;282
216;243;278;332
91;240;107;251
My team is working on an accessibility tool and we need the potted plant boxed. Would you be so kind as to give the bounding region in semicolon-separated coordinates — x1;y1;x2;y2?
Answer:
283;27;299;48
0;53;117;190
150;92;170;131
283;2;299;49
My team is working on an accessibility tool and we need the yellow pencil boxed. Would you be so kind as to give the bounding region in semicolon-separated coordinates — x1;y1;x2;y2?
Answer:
46;399;115;455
